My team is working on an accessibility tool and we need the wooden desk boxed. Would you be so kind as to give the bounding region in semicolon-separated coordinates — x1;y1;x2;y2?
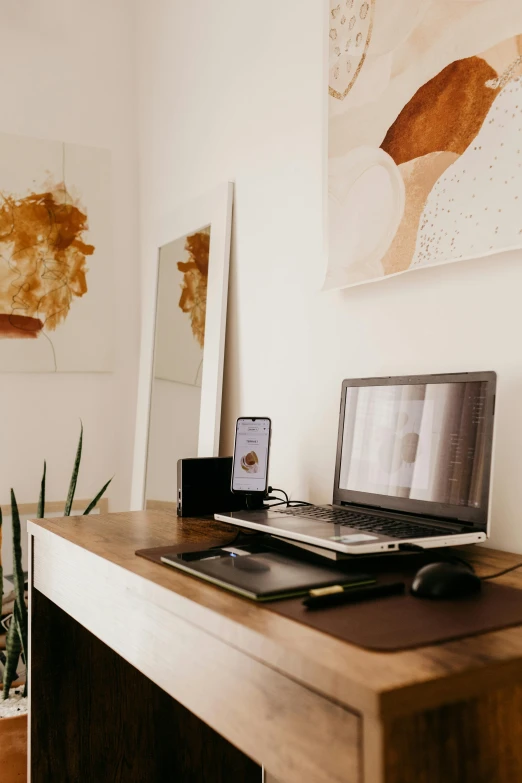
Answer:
28;511;522;783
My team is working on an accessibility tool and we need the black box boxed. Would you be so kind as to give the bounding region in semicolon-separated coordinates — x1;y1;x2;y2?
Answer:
177;457;245;517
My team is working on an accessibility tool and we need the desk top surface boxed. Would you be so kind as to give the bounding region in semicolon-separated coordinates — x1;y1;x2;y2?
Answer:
29;510;522;719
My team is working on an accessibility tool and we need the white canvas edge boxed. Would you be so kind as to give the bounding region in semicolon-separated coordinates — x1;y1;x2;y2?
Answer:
322;243;522;293
130;182;234;511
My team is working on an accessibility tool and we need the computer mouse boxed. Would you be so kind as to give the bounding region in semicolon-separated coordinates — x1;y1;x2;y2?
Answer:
411;561;482;599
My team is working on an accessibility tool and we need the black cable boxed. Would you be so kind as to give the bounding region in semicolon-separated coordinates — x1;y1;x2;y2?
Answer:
266;486;312;508
211;529;264;549
266;499;312;508
397;550;522;580
268;487;289;506
482;561;522;581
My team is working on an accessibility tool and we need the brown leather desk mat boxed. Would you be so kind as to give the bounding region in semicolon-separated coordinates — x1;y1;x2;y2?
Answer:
136;539;522;652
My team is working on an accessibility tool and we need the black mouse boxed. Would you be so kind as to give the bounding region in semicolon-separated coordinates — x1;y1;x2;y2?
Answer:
411;561;482;599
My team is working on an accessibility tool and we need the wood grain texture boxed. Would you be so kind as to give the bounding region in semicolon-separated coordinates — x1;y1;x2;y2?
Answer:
30;528;360;783
383;682;522;783
30;588;260;783
27;511;522;720
28;511;522;783
0;715;27;783
362;717;385;783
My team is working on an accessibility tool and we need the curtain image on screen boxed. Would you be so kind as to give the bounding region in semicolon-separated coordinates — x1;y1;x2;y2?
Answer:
338;382;488;507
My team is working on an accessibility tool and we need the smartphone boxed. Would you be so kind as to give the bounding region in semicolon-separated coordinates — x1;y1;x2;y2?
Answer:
231;417;271;496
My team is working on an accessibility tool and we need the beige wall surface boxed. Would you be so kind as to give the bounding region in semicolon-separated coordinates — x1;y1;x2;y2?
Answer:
135;0;522;553
0;1;139;516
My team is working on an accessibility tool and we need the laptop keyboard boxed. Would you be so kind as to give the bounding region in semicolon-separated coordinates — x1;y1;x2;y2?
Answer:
272;506;458;540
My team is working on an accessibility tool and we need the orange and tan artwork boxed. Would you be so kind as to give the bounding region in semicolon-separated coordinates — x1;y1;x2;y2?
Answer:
0;182;94;339
153;227;211;388
0;133;112;371
327;1;522;290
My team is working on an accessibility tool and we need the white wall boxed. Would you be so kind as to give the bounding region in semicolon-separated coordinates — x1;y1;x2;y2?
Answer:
0;1;139;515
135;0;522;552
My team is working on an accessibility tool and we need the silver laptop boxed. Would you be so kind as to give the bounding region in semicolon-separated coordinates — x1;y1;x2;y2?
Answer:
215;372;497;555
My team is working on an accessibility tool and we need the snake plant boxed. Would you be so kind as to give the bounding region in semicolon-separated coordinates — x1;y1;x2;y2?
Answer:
2;424;112;699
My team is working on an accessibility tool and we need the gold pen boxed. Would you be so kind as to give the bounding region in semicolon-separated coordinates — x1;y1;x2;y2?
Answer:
303;581;405;610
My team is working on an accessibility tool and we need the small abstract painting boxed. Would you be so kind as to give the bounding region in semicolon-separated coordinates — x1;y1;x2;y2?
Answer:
0;132;112;370
327;1;522;289
154;227;210;387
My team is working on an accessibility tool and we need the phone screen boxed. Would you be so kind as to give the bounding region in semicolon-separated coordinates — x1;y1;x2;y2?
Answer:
232;418;271;494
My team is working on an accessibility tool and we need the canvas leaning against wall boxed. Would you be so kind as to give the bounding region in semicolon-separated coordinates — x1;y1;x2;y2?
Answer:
0;132;112;371
326;0;522;290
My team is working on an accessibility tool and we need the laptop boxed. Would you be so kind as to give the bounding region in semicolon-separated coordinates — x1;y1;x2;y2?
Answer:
215;372;497;555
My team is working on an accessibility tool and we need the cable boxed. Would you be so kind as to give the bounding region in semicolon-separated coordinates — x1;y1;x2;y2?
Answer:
265;499;312;508
482;561;522;581
268;487;289;506
398;552;522;580
211;529;266;550
266;486;312;508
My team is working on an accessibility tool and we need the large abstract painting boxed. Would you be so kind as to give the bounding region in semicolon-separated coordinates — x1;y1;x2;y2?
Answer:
327;1;522;289
0;132;112;370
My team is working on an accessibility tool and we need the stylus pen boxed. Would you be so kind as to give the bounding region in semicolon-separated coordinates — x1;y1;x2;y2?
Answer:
303;581;405;610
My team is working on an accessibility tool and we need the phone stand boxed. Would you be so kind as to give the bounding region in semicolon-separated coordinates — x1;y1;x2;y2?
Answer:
244;493;269;511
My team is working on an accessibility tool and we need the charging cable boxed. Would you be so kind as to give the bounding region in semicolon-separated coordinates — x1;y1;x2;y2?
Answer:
399;542;522;582
266;486;312;508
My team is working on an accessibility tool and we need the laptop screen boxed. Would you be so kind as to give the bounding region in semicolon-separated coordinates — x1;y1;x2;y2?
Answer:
338;380;492;511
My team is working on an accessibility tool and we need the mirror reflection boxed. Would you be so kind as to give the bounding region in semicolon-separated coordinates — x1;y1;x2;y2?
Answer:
145;226;211;510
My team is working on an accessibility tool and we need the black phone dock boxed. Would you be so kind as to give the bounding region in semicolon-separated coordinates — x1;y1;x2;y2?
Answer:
244;493;270;511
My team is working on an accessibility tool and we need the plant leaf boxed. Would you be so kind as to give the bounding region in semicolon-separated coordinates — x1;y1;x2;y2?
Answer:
10;490;28;664
13;602;26;664
13;602;27;697
64;423;83;516
37;461;46;519
83;478;113;516
3;614;21;699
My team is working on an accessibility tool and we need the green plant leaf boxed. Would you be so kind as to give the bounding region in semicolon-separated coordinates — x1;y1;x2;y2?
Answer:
83;478;113;516
64;423;83;516
10;490;28;664
3;614;21;699
37;461;46;519
13;601;27;697
13;602;26;664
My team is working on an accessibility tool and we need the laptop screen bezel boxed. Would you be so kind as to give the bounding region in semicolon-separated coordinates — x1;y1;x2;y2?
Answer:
332;372;496;529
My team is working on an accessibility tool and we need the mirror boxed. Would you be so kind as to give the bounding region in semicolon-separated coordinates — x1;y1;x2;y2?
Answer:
132;183;233;511
145;227;210;508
